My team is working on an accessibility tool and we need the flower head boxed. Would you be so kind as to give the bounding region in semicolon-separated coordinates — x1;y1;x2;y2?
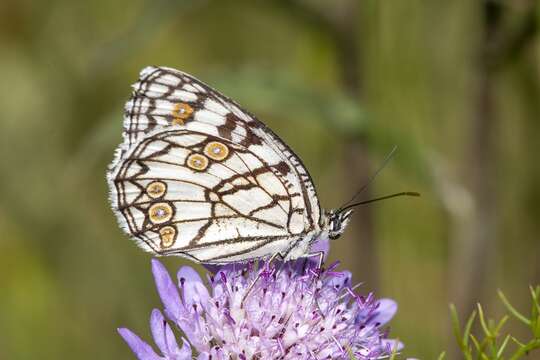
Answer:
119;259;401;359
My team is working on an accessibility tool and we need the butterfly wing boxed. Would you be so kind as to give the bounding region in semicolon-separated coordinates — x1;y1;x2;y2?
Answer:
108;66;322;263
109;128;308;263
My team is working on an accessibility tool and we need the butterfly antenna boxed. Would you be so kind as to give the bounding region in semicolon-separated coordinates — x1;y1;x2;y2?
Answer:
338;145;398;211
338;191;420;213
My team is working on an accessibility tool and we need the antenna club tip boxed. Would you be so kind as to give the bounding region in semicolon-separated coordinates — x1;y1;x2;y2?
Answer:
406;191;421;197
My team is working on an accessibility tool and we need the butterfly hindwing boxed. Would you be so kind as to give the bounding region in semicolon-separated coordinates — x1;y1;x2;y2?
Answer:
109;128;309;263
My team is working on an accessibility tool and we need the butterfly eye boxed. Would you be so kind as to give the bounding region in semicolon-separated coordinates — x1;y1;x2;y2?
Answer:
204;141;229;161
332;218;340;231
186;154;209;171
148;202;173;224
159;226;177;248
146;181;167;198
172;103;193;125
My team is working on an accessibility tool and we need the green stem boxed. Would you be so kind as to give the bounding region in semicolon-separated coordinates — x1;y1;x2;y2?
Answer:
509;339;540;360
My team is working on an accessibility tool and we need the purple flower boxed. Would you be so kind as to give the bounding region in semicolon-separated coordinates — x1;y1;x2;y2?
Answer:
118;259;402;359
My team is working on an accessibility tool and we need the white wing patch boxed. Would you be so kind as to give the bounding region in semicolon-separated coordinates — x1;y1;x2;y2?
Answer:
109;128;307;262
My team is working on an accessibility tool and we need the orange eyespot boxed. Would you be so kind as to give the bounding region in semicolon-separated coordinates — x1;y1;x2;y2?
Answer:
204;141;229;161
186;154;208;171
172;103;193;125
148;202;173;224
146;181;167;198
159;226;177;248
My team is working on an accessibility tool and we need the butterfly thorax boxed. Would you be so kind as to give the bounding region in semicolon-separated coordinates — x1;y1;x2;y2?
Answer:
284;208;352;261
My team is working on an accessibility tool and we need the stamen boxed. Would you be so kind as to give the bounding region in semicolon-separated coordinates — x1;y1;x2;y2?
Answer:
326;261;341;272
223;308;236;325
219;271;227;284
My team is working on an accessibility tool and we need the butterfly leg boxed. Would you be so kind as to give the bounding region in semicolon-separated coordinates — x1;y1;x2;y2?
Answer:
304;251;328;319
266;251;286;271
240;252;285;308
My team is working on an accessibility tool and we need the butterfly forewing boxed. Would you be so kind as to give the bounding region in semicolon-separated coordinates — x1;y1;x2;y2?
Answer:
108;66;322;263
124;66;320;224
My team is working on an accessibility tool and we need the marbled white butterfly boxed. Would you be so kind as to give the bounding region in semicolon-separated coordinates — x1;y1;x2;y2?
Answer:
107;66;355;264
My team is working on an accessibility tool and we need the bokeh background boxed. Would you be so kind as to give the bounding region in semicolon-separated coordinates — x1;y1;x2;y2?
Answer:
1;0;539;358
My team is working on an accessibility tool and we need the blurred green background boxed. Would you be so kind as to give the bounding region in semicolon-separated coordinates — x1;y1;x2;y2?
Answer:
1;0;539;358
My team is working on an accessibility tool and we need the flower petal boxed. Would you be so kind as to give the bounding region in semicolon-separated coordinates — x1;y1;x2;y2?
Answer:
373;299;397;325
175;337;193;359
150;309;174;355
163;321;180;355
382;338;404;351
178;266;209;308
326;270;352;290
152;259;184;322
149;308;194;359
118;328;162;360
309;237;330;261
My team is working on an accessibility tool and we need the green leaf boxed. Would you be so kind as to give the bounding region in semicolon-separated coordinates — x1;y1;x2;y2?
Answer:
510;336;526;348
477;304;493;338
529;285;540;337
464;309;478;347
494;315;509;335
470;334;481;354
446;287;540;360
450;305;465;347
496;335;511;359
498;289;530;325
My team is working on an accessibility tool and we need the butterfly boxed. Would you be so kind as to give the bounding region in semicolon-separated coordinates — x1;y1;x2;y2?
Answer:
107;66;355;264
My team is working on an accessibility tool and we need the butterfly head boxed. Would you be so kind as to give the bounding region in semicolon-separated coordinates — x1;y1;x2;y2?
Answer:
326;209;354;240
